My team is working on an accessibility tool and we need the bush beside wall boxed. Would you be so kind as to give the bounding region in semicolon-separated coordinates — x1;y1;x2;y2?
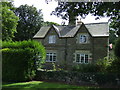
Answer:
2;40;46;82
35;70;120;86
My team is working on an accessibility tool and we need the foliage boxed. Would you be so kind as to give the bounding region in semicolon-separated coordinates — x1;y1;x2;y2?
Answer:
114;37;120;58
35;70;120;86
1;2;19;41
107;57;120;73
93;73;117;85
90;2;120;36
109;30;117;44
96;57;113;72
2;2;16;11
51;2;120;35
2;40;46;63
43;21;59;26
72;64;100;73
51;2;93;25
14;4;43;41
110;16;120;36
71;57;115;73
2;40;46;82
2;48;36;82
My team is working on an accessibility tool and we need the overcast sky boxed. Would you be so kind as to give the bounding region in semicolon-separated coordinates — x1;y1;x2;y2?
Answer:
13;0;110;25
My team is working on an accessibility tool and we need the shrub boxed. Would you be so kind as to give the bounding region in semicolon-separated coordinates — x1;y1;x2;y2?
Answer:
108;57;120;73
93;73;117;85
35;70;119;86
114;37;120;58
72;64;100;73
2;40;46;82
110;37;120;73
96;57;113;72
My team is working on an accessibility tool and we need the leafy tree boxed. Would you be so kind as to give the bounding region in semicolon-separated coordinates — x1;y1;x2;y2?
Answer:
43;21;59;26
51;2;120;35
114;37;120;58
14;4;43;41
51;2;92;25
109;30;117;44
110;16;120;36
1;2;19;41
107;37;120;73
90;2;120;36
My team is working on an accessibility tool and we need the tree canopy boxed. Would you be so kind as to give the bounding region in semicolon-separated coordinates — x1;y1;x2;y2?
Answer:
14;4;43;41
51;2;120;35
43;21;60;26
1;2;19;41
51;2;93;25
109;30;117;44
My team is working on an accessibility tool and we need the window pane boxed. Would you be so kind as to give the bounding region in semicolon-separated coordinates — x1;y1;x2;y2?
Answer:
53;35;56;43
83;35;86;42
46;53;49;61
49;36;52;43
80;35;83;43
85;54;88;63
79;35;88;43
46;52;56;62
80;54;84;63
76;54;80;62
53;56;56;61
49;35;56;43
50;55;52;61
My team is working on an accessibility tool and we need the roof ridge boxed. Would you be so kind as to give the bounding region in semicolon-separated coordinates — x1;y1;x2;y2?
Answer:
85;22;108;25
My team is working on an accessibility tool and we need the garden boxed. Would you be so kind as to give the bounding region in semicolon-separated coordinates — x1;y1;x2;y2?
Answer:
1;39;120;89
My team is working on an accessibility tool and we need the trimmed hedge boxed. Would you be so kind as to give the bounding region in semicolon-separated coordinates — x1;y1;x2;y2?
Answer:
2;40;46;82
35;70;120;86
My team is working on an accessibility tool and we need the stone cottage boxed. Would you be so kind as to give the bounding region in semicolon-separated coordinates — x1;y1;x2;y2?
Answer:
33;21;109;69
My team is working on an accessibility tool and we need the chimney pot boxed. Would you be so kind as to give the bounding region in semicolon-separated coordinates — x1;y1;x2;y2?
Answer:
76;20;82;26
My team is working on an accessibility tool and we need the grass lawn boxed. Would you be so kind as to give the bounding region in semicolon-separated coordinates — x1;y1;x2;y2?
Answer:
2;81;115;90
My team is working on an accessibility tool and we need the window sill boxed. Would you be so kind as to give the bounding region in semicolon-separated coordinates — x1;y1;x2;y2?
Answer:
73;62;89;64
46;61;56;62
78;42;89;44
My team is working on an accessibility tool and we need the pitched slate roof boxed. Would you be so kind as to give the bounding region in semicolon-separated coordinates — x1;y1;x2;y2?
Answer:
33;22;109;38
53;25;81;37
85;22;109;37
33;26;50;38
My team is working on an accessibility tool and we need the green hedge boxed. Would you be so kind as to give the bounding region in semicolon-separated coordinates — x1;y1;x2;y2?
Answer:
35;71;120;86
2;40;46;82
72;64;101;73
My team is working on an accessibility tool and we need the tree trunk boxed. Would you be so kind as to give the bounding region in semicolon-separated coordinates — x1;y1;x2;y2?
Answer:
68;13;76;26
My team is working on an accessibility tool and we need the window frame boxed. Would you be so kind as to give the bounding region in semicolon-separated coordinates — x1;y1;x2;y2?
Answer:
46;52;57;62
75;53;90;64
79;34;89;44
49;35;56;44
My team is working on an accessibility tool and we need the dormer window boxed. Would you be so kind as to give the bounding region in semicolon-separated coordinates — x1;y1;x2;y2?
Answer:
49;35;56;44
79;34;88;43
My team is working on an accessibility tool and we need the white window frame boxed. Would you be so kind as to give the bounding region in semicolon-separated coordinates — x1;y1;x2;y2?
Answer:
75;53;90;64
46;52;57;62
49;35;56;44
79;34;88;44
